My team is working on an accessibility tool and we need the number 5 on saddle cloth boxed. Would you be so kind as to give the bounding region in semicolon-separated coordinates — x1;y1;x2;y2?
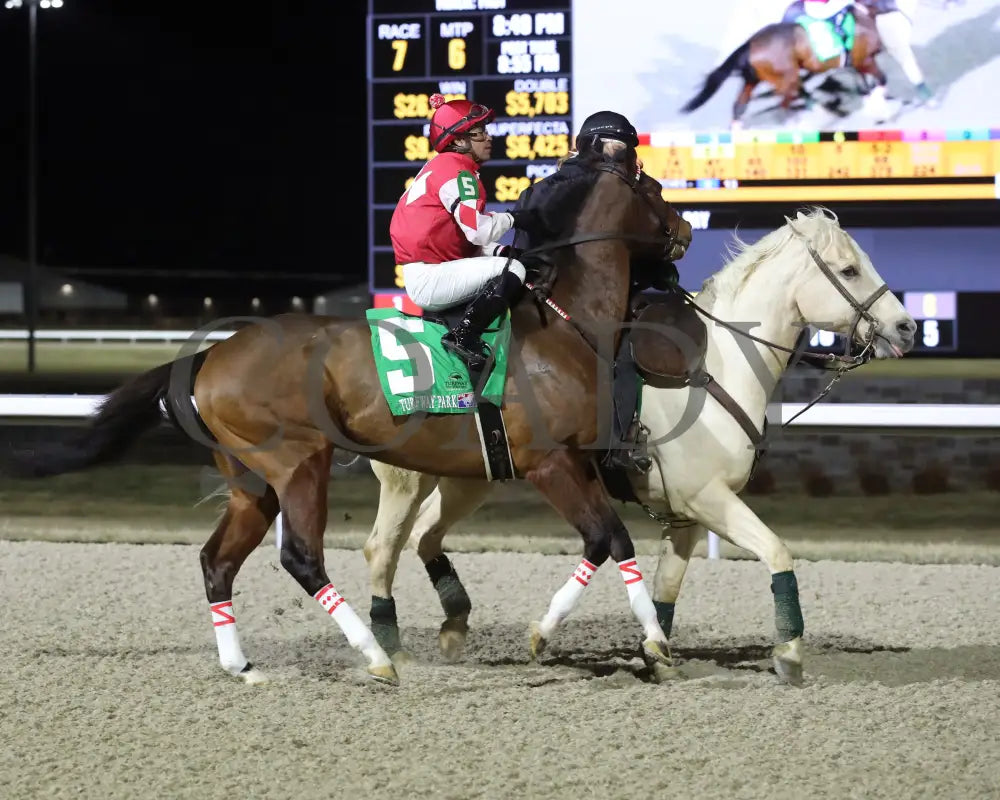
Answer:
365;297;515;482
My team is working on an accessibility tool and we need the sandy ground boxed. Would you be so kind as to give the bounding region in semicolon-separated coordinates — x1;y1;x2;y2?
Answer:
2;538;999;799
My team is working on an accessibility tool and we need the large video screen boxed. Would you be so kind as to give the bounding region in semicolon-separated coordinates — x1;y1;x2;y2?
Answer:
573;0;1000;203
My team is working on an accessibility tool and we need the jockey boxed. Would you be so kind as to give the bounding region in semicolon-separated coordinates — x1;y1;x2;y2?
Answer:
510;110;684;475
389;94;545;372
800;0;854;46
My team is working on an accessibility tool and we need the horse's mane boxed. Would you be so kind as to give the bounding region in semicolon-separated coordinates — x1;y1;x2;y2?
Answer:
533;151;605;236
697;206;841;307
536;144;641;237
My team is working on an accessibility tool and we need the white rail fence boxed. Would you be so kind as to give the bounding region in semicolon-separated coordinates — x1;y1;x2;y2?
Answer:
3;394;998;559
0;329;236;343
1;394;997;429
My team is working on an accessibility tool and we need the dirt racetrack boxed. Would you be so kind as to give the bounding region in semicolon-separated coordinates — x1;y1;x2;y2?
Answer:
2;538;999;800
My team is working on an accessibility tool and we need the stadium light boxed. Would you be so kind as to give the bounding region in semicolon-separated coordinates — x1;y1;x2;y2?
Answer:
3;0;64;372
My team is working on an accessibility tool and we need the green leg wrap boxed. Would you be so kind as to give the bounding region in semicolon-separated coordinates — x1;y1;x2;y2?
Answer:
425;555;472;619
653;600;675;639
771;571;804;642
370;595;402;654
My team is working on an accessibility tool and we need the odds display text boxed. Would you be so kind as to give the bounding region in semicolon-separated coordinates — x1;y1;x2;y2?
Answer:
367;0;573;297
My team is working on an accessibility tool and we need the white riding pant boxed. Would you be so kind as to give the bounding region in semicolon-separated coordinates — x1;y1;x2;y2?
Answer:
876;10;924;85
402;256;526;313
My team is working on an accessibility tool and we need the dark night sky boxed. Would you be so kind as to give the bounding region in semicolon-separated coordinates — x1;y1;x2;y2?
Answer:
0;2;370;288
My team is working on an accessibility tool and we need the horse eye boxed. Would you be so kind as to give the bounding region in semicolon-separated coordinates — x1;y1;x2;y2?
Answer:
840;265;859;278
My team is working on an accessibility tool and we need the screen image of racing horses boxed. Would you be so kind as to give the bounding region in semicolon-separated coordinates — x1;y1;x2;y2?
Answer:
571;0;1000;131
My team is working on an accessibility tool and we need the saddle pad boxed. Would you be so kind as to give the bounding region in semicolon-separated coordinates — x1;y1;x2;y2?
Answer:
365;307;511;416
795;14;855;61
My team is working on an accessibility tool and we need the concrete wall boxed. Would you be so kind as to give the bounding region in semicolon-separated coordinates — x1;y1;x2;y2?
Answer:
4;371;996;495
748;371;1000;494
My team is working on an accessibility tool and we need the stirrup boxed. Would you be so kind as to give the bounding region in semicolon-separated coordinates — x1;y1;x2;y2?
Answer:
604;448;652;475
607;420;652;474
442;333;489;372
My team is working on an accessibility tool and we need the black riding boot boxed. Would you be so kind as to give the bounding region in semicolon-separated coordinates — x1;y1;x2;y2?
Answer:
441;271;523;373
604;332;652;474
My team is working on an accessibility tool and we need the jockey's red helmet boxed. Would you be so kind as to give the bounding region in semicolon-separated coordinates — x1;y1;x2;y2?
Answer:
428;93;495;152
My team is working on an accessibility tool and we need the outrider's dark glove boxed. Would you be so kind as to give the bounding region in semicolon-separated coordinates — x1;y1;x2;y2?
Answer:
509;207;545;236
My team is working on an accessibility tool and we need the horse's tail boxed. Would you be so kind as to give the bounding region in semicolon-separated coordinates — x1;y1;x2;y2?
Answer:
680;40;752;113
4;348;212;479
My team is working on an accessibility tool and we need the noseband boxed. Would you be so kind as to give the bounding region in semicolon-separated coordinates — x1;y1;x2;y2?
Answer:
786;220;891;364
679;219;893;433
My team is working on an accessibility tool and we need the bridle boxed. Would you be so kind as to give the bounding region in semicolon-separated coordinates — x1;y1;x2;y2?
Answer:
678;218;892;426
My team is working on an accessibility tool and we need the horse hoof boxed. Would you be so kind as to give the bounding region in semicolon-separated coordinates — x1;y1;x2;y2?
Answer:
238;667;269;686
438;616;469;663
367;663;400;686
641;638;672;666
773;637;804;687
650;661;684;684
439;630;466;663
529;621;547;660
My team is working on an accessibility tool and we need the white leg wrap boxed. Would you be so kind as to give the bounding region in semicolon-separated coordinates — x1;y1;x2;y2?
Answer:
314;584;391;667
617;558;666;642
210;600;250;675
538;559;596;639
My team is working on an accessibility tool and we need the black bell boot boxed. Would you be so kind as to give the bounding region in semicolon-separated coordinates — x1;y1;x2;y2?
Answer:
441;271;523;373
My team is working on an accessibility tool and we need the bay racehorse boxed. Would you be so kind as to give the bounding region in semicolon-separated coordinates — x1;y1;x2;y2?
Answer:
4;142;691;686
365;207;916;685
681;4;888;126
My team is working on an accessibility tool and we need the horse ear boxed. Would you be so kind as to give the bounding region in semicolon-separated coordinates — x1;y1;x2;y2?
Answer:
784;215;794;226
796;210;808;221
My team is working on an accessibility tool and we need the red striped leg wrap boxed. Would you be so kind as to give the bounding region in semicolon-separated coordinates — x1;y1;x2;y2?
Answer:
314;584;346;615
618;558;643;585
210;600;236;627
573;559;598;586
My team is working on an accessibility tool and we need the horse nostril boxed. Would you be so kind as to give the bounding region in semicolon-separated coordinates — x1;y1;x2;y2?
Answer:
897;319;917;336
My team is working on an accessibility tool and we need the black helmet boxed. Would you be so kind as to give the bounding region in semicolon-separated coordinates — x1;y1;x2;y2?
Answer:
577;110;639;149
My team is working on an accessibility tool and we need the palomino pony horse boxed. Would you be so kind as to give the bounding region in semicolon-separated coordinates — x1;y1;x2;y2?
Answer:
681;4;888;125
5;144;690;687
365;208;916;685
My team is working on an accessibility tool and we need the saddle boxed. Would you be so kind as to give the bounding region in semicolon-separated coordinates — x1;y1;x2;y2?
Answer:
629;290;708;389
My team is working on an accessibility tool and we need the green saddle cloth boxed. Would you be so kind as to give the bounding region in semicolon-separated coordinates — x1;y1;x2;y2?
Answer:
365;307;511;416
795;13;855;61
